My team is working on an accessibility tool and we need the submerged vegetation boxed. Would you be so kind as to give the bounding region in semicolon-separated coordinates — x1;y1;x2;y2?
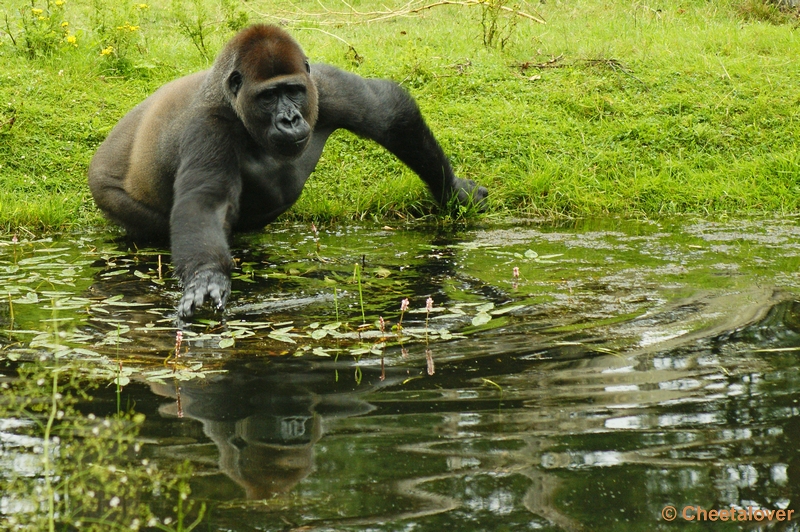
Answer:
0;0;798;232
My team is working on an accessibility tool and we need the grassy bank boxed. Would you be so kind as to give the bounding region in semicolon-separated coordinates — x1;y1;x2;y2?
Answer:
0;0;798;232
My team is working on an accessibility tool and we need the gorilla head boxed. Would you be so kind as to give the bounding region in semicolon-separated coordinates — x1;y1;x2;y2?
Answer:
221;26;319;158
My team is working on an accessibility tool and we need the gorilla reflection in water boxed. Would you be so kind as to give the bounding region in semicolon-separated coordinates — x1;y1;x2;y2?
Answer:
149;360;405;499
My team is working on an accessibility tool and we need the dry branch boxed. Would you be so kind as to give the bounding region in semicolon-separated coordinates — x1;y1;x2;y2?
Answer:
245;0;545;27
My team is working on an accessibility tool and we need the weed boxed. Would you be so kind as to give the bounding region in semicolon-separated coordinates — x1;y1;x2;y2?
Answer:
170;0;213;61
91;0;149;71
481;0;518;48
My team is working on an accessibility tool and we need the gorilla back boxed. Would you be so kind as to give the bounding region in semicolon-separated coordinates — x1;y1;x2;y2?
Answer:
88;24;488;319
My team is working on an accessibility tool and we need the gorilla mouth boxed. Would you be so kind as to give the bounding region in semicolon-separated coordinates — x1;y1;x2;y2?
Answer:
273;135;309;157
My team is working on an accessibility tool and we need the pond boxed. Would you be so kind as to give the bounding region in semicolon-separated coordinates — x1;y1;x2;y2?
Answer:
1;217;800;531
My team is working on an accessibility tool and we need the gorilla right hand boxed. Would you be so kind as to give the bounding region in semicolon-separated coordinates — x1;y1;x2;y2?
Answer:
178;268;231;320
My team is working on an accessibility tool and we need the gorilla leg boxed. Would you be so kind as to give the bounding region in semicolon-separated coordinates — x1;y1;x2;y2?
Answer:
88;178;170;241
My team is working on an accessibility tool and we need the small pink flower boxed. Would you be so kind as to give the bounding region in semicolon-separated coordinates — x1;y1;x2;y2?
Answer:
426;297;434;312
11;235;18;244
400;298;409;312
174;329;183;355
513;267;520;279
379;316;386;333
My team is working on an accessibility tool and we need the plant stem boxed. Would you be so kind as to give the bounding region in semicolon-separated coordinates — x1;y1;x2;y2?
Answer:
43;369;58;532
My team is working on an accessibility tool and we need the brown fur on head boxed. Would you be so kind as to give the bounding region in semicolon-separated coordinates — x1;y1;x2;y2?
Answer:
231;24;309;81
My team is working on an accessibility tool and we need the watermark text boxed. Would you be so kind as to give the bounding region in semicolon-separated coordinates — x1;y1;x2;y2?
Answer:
661;505;794;523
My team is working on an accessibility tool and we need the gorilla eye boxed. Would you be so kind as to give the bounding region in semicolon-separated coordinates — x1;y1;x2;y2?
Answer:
259;88;278;103
304;60;310;74
228;71;243;96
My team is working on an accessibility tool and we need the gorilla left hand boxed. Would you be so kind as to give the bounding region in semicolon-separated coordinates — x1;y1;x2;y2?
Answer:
451;178;489;210
178;269;231;320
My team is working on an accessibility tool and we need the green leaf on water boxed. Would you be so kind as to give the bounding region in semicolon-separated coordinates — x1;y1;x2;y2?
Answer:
476;302;495;313
312;347;332;357
218;337;235;349
491;304;526;316
472;313;492;327
269;332;296;344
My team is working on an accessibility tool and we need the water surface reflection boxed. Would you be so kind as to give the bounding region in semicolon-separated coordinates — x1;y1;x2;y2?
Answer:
1;218;800;530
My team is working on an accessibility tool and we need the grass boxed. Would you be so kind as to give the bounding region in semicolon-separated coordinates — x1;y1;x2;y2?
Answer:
0;0;799;233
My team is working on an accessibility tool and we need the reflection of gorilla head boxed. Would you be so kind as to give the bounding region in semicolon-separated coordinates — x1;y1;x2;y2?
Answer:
150;361;398;499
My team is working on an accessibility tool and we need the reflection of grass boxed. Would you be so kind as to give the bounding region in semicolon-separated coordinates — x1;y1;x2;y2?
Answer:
0;361;205;531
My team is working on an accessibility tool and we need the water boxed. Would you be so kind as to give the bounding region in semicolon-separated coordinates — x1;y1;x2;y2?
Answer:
1;217;800;530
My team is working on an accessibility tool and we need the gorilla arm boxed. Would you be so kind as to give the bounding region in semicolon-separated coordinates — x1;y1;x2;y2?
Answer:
171;114;241;319
311;64;487;208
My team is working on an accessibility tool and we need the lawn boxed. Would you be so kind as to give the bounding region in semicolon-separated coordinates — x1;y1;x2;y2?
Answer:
0;0;798;232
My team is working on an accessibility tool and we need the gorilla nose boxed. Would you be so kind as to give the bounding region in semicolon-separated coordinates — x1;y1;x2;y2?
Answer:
277;112;303;132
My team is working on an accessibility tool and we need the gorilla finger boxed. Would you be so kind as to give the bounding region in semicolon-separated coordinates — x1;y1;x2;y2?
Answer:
178;296;196;319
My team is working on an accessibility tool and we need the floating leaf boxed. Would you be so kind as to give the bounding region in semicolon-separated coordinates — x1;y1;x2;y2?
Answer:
311;329;328;340
476;302;495;313
13;292;39;304
269;332;296;344
219;337;235;349
524;250;539;259
491;304;526;316
472;313;492;327
536;253;564;261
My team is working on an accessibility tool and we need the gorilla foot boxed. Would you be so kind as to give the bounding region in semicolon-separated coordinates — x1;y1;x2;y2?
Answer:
178;269;231;319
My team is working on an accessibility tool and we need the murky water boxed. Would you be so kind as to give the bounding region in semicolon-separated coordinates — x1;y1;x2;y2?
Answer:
2;217;800;531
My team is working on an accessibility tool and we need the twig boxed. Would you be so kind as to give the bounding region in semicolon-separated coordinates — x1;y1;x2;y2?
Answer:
246;0;545;26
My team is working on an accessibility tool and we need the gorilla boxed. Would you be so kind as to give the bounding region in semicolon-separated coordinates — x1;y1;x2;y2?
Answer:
88;24;488;319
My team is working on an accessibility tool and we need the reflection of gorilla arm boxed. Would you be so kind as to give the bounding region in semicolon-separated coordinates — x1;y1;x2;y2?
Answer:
88;24;487;319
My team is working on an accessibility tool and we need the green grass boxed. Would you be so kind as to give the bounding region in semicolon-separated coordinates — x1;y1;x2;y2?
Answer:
1;0;799;232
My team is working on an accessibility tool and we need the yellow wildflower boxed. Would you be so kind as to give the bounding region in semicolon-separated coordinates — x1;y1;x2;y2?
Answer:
38;16;47;21
66;35;77;46
100;45;114;56
137;3;149;8
31;8;43;15
116;23;140;32
55;0;65;5
61;21;69;27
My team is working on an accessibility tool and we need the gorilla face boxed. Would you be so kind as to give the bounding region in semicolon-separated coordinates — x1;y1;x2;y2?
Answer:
228;43;318;158
259;79;313;157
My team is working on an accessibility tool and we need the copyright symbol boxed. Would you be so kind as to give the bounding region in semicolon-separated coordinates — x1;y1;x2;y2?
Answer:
662;506;677;521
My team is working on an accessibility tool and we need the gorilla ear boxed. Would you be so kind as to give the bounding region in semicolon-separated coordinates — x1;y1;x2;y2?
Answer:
304;60;310;74
228;71;243;96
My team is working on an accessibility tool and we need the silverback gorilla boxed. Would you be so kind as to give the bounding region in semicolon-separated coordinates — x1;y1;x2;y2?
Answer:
88;24;488;319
